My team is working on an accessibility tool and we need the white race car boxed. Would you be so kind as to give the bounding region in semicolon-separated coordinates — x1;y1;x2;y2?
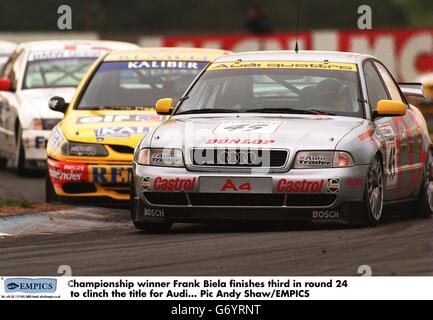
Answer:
0;40;138;173
0;41;16;70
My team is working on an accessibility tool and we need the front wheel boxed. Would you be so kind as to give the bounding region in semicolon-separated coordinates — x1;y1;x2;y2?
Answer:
362;155;384;226
45;168;59;203
416;151;433;218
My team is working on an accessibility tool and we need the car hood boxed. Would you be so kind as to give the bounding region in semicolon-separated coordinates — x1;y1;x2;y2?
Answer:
61;109;165;147
150;114;365;150
18;87;76;119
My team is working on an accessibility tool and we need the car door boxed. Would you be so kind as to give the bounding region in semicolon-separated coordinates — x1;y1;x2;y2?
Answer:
374;61;425;199
364;60;422;201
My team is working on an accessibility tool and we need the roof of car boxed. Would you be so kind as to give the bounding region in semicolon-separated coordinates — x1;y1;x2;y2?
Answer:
0;41;17;48
18;40;138;51
0;41;16;54
213;50;375;64
104;47;232;62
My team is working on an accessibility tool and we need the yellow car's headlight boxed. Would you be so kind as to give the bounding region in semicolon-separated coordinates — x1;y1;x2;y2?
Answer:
61;141;108;157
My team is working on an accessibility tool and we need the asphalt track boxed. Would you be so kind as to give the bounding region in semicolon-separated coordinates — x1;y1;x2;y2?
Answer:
0;168;432;276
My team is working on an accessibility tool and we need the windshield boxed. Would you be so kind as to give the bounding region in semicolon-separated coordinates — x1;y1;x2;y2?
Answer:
24;58;95;89
77;60;209;110
175;63;363;117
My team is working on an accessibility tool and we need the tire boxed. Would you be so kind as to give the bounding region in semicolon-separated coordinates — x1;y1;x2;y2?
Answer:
362;155;384;227
130;173;172;233
14;124;26;175
45;167;59;203
416;151;433;218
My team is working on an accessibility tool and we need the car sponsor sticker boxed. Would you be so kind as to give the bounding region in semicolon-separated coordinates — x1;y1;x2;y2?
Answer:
358;129;374;141
90;166;132;184
295;152;333;168
143;208;165;217
276;179;324;193
98;61;209;71
94;126;149;141
77;114;162;124
48;127;64;149
28;50;103;61
204;138;275;145
141;176;151;191
212;120;283;134
378;123;398;189
346;177;364;186
127;61;206;69
199;177;272;193
153;177;196;191
207;61;357;72
326;179;340;193
312;210;340;220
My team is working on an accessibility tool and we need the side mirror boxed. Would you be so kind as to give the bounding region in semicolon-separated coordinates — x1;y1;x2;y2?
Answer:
374;100;407;118
48;96;68;113
422;80;433;99
0;78;12;91
155;98;174;115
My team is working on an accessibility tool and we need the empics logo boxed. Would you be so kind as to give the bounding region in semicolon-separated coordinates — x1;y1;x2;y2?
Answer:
4;278;57;294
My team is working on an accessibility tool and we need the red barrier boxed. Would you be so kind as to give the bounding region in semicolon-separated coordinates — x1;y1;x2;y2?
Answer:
144;29;433;81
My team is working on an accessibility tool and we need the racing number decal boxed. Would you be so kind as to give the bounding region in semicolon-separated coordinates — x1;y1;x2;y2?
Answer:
221;179;252;192
223;123;269;132
378;124;398;189
213;120;283;134
387;146;397;187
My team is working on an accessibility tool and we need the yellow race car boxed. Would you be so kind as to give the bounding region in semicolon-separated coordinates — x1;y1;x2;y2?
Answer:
45;47;230;203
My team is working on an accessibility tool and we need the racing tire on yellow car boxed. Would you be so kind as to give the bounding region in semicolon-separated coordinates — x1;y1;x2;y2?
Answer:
45;168;59;203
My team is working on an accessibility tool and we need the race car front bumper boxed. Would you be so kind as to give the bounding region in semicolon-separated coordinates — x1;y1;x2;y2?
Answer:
47;158;132;201
132;164;370;224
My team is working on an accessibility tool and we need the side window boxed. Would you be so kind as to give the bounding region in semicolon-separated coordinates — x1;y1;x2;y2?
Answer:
374;62;403;102
363;61;389;112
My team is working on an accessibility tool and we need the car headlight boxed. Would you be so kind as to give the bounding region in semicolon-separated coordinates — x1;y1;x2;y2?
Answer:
294;151;354;168
61;141;108;157
333;151;354;167
138;148;184;167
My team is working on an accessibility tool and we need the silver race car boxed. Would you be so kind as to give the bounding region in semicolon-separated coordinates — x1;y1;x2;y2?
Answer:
131;50;433;232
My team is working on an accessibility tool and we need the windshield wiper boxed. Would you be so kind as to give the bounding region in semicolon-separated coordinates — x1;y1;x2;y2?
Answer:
305;109;336;115
245;107;336;115
175;108;239;115
245;107;319;114
94;106;154;110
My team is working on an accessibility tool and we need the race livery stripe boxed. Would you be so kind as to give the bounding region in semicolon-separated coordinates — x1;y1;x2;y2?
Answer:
207;61;357;72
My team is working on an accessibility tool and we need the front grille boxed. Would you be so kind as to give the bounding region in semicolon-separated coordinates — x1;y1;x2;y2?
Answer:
190;149;288;167
42;118;60;130
62;182;96;194
189;193;285;206
143;192;336;207
109;145;135;154
144;192;188;205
